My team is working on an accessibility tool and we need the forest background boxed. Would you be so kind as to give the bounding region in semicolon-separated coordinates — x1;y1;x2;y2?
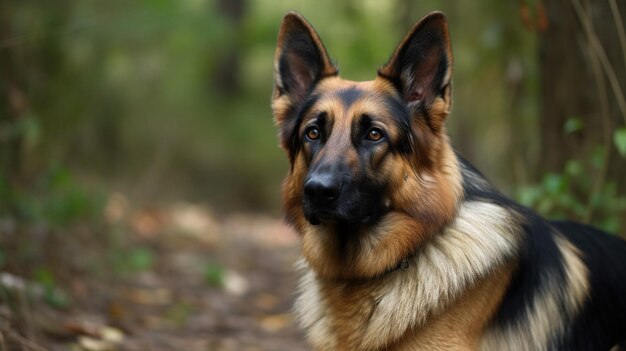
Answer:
1;1;625;350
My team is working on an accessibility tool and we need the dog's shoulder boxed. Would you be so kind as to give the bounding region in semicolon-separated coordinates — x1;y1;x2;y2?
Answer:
457;154;626;350
483;207;626;350
552;220;626;349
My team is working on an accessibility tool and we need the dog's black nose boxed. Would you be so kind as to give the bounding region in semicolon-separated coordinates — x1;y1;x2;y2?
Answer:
304;174;341;205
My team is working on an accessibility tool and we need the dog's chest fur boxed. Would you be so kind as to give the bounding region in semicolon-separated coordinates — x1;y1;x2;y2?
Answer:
295;202;521;351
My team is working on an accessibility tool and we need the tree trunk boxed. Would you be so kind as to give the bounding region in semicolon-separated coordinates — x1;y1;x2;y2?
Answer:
0;1;26;183
540;0;626;189
211;0;246;97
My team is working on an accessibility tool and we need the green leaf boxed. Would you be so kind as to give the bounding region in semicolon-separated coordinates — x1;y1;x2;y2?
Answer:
204;262;224;287
44;287;71;309
564;160;582;177
600;217;620;234
591;145;606;169
34;268;56;289
8;115;40;147
564;118;583;134
517;186;541;207
542;173;566;194
128;248;154;271
614;127;626;157
591;146;607;169
165;302;193;326
33;268;71;309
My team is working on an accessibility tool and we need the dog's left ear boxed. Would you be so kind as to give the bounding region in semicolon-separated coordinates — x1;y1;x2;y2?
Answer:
272;12;337;154
378;12;453;127
273;12;336;102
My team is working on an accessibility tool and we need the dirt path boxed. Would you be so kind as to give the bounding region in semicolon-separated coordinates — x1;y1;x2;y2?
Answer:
1;204;309;350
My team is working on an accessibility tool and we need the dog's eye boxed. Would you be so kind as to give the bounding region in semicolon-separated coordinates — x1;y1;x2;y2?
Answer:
305;126;320;140
366;128;384;142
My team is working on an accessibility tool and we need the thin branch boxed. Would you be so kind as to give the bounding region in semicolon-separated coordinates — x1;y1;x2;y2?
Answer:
608;0;626;74
0;328;48;351
583;7;612;223
17;288;34;345
572;0;626;125
0;331;7;351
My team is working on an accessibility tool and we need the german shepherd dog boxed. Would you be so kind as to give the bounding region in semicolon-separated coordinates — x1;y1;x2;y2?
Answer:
271;11;626;350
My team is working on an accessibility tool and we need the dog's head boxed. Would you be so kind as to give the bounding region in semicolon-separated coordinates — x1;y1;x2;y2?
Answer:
272;12;462;279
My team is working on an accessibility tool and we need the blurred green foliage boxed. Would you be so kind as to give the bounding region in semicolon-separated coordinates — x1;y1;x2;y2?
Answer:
1;0;541;212
0;1;624;253
165;302;194;326
110;246;156;276
33;267;71;309
518;159;626;233
518;117;626;233
204;261;225;288
615;127;626;157
0;164;104;227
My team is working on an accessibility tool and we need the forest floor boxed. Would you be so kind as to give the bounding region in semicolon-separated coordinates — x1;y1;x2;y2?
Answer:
0;202;308;351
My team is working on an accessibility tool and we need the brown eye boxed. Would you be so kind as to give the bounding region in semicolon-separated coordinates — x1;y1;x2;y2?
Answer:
306;126;320;140
366;128;383;141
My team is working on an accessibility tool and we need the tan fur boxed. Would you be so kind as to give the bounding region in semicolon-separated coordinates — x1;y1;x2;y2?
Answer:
480;235;589;351
296;201;522;351
390;263;513;351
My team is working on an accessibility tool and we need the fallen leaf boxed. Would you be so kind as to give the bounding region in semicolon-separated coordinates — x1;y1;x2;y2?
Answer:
126;288;171;305
104;193;128;223
254;293;279;311
100;326;124;343
259;313;291;332
223;271;248;296
77;336;110;351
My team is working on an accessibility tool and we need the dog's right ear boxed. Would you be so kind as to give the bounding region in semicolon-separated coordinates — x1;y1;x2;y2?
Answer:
272;12;337;152
378;12;453;132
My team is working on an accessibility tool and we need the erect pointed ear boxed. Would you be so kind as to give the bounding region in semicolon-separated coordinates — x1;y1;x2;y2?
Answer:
272;12;337;154
273;12;336;104
378;12;453;121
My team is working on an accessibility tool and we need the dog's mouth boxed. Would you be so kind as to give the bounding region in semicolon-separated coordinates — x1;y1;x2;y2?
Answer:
303;208;333;226
302;185;388;226
304;207;382;226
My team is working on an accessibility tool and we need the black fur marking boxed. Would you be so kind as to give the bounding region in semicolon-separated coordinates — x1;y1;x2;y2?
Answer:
458;153;512;205
305;112;328;164
284;94;320;164
354;113;373;144
491;210;568;336
381;95;413;154
317;111;329;143
552;221;626;350
354;116;385;167
335;88;365;108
